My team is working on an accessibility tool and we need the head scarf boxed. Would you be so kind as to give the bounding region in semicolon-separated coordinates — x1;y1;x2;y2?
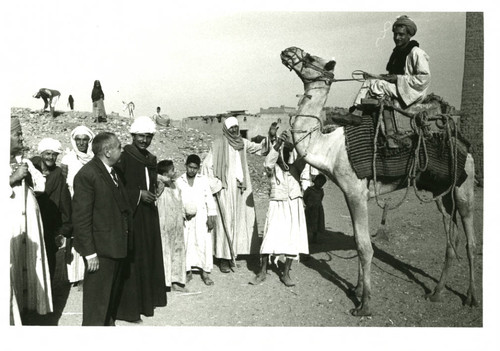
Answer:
130;116;156;134
222;118;244;151
70;125;95;165
186;154;201;166
392;15;417;37
91;80;104;102
224;116;239;129
386;40;419;75
11;117;21;133
38;138;62;154
212;119;248;190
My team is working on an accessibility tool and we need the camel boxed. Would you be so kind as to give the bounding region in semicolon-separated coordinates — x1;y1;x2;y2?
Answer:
280;46;478;316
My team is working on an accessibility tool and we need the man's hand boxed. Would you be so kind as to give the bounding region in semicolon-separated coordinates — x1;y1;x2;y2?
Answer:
10;163;28;185
273;130;289;151
86;256;99;273
207;216;217;231
55;234;66;249
363;72;377;80
140;190;156;204
381;74;397;83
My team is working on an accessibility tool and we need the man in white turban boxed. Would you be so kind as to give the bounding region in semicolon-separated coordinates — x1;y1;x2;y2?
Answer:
31;138;72;282
113;116;166;322
60;125;95;288
201;116;265;273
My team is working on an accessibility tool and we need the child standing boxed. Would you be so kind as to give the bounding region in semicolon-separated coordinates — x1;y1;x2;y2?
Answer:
157;160;187;292
176;154;217;286
303;174;327;244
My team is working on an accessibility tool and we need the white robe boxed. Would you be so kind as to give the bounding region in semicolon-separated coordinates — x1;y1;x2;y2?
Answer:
260;148;309;259
60;151;86;283
9;159;53;321
176;173;217;272
202;138;264;260
355;46;431;107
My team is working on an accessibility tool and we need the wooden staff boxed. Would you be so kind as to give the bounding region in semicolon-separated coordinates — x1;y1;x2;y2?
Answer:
214;192;236;270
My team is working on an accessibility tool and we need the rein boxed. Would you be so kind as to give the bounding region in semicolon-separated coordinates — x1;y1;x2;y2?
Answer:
281;47;366;85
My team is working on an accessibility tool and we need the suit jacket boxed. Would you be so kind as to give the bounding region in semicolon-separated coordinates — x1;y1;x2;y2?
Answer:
72;157;132;259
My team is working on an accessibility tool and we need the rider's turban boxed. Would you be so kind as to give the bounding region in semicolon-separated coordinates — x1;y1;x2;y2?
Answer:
392;15;417;37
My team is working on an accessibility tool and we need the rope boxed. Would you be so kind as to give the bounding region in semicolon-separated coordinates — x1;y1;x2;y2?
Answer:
409;115;460;259
370;102;461;259
372;101;411;211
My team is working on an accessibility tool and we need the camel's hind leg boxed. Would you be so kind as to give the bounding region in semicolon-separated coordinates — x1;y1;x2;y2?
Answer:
426;197;459;302
458;155;478;306
427;154;478;306
342;180;373;316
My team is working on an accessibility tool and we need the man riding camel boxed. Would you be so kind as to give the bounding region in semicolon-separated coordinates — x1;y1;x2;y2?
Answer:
334;15;431;146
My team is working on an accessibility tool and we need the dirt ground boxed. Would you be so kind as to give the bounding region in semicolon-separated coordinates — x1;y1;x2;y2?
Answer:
23;180;483;327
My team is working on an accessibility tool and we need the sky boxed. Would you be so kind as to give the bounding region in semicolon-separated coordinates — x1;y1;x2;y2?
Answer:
4;4;468;119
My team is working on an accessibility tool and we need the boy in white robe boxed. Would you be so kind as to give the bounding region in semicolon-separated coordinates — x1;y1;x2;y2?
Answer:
176;154;217;285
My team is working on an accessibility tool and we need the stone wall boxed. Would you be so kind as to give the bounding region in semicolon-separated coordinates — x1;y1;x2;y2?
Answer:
182;114;290;140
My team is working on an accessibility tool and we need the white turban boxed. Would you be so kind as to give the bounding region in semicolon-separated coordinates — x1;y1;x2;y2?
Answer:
224;116;239;129
71;125;95;141
38;138;62;154
130;116;156;134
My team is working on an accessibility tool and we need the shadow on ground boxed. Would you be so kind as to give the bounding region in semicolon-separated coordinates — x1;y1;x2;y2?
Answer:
301;229;466;304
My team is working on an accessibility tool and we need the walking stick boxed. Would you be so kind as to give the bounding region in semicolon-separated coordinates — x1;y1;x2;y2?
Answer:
214;192;236;270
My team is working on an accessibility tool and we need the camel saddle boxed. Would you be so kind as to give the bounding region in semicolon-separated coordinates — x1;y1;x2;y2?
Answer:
343;94;470;191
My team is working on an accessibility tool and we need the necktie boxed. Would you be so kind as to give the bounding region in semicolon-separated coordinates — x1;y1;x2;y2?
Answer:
110;169;119;187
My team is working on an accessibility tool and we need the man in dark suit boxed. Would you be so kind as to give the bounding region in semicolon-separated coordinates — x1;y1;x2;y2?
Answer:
72;132;132;326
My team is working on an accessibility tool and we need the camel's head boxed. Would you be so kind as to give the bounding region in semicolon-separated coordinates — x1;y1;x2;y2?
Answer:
281;47;336;84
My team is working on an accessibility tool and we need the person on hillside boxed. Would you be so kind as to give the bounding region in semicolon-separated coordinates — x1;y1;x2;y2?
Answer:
151;106;161;124
9;117;53;324
60;125;96;289
176;154;217;286
92;80;107;123
31;138;72;282
122;101;135;118
201;116;265;273
250;130;308;287
114;116;166;323
33;88;60;116
157;159;188;292
68;95;74;111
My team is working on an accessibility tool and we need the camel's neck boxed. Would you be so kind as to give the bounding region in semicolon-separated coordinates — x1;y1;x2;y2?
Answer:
292;81;331;170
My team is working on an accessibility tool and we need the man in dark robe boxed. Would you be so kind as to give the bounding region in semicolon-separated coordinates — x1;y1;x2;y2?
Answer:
31;138;72;281
114;116;167;323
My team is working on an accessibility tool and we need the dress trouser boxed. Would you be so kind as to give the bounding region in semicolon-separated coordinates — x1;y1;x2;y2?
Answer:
82;256;124;326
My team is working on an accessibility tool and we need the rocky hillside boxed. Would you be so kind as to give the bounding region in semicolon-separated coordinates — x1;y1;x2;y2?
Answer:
11;107;270;198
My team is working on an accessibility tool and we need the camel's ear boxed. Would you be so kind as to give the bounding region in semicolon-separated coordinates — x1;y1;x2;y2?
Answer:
325;60;336;71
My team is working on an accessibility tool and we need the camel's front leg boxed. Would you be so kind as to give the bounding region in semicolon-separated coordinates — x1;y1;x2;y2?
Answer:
344;188;373;316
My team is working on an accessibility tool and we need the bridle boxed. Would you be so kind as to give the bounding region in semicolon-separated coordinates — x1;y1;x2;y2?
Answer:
281;47;364;155
281;47;366;85
281;47;336;85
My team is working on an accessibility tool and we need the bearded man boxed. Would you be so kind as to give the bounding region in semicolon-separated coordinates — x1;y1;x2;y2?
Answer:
202;117;265;273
